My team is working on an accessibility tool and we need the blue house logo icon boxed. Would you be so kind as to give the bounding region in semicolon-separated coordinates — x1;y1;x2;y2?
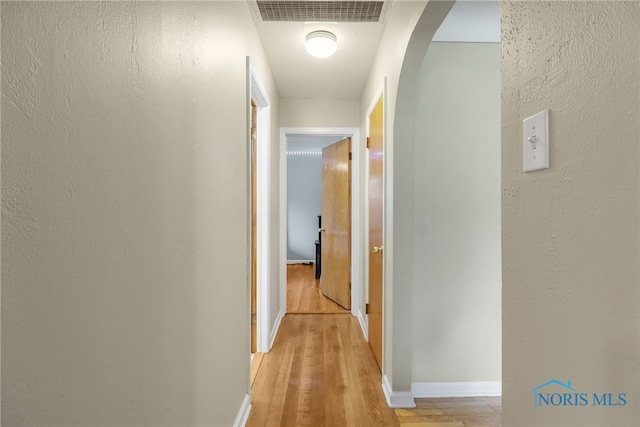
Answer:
530;379;627;408
530;379;578;408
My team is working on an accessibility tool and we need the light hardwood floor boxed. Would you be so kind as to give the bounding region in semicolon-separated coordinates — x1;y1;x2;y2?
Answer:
251;352;265;388
395;397;501;427
252;264;501;427
287;264;349;314
247;314;399;427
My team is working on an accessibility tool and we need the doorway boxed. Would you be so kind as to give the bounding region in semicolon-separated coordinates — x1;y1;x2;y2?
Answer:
250;99;257;354
386;0;501;405
279;128;365;329
248;59;272;356
285;135;350;314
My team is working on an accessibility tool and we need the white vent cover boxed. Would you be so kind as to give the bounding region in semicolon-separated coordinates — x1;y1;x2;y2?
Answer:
256;1;384;22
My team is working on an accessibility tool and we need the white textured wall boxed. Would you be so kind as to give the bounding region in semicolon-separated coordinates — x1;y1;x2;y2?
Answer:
502;2;639;426
412;42;501;383
280;98;359;128
1;2;279;425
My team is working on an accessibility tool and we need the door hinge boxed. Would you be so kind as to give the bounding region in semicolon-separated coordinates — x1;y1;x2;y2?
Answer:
348;152;352;161
366;303;370;314
366;137;370;149
349;282;352;290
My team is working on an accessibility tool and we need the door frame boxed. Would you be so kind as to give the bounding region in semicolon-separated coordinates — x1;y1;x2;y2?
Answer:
248;58;271;354
365;81;386;349
279;127;365;331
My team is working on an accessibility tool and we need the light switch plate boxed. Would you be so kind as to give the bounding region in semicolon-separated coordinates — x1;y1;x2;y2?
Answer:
523;110;549;172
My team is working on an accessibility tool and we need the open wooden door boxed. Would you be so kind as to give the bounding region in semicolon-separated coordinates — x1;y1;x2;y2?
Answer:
320;137;351;310
368;96;384;370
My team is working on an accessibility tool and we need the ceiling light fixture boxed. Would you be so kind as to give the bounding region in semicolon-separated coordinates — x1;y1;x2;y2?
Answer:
305;31;337;58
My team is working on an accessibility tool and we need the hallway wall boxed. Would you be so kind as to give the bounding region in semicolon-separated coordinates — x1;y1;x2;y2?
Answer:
285;136;342;264
287;152;322;261
1;2;279;425
412;42;501;385
501;2;640;426
280;98;359;128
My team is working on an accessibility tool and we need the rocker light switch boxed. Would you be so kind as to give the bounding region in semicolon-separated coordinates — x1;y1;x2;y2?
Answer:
523;110;549;172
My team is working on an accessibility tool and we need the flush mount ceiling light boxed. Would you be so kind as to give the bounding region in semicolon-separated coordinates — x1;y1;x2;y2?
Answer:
305;31;337;58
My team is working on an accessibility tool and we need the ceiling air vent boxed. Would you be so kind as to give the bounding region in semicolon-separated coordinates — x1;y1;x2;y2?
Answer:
256;1;384;23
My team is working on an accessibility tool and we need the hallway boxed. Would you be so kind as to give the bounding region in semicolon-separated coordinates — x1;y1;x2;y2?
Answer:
4;1;640;426
246;314;398;427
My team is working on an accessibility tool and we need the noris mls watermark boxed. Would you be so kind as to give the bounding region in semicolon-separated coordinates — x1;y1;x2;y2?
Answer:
530;379;627;408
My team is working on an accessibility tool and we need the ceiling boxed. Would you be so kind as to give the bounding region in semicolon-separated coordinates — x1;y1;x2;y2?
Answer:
250;0;500;100
250;2;389;99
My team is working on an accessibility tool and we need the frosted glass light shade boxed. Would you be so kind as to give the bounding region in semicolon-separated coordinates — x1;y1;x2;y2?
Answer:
305;31;337;58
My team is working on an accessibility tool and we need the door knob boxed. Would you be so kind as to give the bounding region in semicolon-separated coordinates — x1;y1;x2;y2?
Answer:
373;246;383;254
318;227;326;233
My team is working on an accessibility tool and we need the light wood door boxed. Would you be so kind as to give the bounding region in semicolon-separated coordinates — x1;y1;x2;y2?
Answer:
320;137;351;310
368;96;384;370
250;100;257;353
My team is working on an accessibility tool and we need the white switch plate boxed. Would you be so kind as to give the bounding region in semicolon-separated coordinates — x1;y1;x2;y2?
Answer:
523;110;549;172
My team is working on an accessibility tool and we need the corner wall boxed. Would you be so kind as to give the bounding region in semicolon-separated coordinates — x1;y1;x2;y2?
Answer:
1;2;279;425
502;2;640;425
359;0;428;396
360;0;454;400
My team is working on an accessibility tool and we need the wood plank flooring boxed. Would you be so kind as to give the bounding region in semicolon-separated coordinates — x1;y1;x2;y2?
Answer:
253;265;501;427
287;264;349;314
396;397;501;427
251;352;265;388
247;314;399;427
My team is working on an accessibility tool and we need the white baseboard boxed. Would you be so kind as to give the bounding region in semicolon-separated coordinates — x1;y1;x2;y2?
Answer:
411;381;502;398
382;375;416;408
356;309;368;340
233;393;251;427
268;309;285;351
286;260;314;265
